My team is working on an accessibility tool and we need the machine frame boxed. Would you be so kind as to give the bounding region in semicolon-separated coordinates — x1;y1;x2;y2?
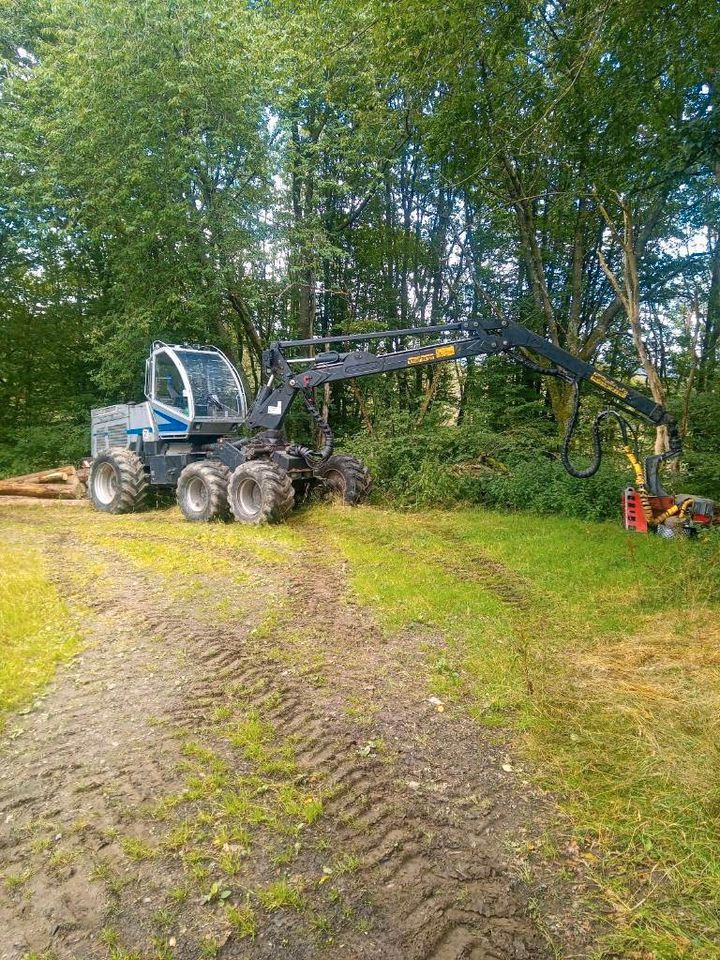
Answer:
88;319;718;533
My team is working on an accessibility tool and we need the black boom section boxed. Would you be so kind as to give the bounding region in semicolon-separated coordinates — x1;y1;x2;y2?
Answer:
244;317;679;450
246;336;503;429
503;322;673;428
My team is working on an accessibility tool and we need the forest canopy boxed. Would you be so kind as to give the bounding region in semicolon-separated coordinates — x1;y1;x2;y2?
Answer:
1;0;719;514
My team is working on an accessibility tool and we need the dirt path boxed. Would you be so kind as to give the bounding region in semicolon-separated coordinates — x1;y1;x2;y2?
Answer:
0;508;593;960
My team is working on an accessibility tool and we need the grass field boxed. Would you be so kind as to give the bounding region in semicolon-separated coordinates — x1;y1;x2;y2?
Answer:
1;501;719;957
0;539;81;731
314;507;720;958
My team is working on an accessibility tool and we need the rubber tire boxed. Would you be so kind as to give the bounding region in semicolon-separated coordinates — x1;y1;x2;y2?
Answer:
176;461;231;522
228;460;295;525
314;454;371;506
89;448;149;514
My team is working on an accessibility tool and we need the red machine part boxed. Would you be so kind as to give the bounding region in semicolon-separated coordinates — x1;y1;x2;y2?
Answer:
623;487;716;532
622;488;648;532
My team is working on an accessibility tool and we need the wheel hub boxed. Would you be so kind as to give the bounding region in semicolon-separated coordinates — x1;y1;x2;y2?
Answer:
186;476;210;514
94;462;118;505
323;468;347;496
236;476;262;519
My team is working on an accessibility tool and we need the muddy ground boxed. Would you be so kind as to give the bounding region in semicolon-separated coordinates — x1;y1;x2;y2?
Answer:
0;505;597;960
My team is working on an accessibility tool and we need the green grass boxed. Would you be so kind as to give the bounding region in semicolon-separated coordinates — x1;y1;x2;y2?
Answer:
225;901;257;938
0;540;82;729
80;507;302;567
150;697;323;925
305;505;720;959
120;836;157;861
256;877;306;911
6;500;719;955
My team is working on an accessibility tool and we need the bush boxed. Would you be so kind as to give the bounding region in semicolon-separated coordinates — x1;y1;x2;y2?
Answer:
682;392;720;501
0;422;90;479
339;413;633;522
683;451;720;502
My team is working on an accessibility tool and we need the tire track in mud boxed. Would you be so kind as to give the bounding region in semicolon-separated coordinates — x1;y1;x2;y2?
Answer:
405;518;535;611
0;513;589;959
134;557;551;960
0;628;187;956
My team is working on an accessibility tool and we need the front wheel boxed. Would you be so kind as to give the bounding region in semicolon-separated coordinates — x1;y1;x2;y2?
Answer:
228;460;295;525
88;448;149;514
314;454;371;506
177;461;231;522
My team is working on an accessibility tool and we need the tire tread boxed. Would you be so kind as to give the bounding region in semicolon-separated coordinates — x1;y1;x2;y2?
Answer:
228;460;295;524
177;460;231;522
89;447;148;514
315;454;371;505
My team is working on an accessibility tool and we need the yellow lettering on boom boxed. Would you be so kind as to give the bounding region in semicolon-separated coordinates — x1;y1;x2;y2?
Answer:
407;344;457;366
589;371;629;400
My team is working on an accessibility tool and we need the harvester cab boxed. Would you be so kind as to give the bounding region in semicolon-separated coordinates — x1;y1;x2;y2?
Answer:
143;341;248;437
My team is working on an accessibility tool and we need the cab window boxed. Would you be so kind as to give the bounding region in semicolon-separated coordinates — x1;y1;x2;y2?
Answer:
154;353;188;414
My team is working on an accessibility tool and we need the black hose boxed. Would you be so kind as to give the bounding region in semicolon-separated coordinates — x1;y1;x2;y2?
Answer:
507;351;601;477
561;380;602;478
288;389;334;464
507;349;644;480
560;381;636;479
510;350;567;380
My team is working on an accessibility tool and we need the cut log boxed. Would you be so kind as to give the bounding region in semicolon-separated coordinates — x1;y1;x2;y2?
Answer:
1;465;76;484
37;471;72;484
0;481;82;500
0;495;89;507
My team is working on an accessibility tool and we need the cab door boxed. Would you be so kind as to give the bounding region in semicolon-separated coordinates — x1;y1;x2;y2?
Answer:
149;348;193;438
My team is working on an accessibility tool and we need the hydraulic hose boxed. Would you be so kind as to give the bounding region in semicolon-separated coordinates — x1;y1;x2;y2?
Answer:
288;389;335;464
622;443;655;524
560;379;603;478
506;347;680;521
560;381;643;485
509;351;605;479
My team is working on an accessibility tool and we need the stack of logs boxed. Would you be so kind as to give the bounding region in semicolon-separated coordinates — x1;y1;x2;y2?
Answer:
0;464;89;500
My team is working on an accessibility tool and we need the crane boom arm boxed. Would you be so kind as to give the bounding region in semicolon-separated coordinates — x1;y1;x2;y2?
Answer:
246;316;679;450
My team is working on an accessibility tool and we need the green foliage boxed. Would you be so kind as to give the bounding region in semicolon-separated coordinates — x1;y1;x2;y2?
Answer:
0;538;82;729
684;390;720;500
1;0;718;513
3;0;271;400
342;413;629;521
684;451;720;502
0;422;89;479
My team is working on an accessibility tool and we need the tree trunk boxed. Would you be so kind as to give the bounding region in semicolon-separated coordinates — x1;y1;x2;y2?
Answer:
698;227;720;390
680;287;702;438
416;369;441;426
598;199;669;453
547;379;575;437
349;381;374;434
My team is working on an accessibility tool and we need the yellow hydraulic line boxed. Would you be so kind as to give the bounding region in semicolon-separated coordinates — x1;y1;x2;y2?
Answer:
653;498;694;527
623;445;655;525
653;503;680;525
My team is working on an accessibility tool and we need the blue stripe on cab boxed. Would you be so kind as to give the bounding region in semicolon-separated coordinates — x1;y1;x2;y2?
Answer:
152;408;189;433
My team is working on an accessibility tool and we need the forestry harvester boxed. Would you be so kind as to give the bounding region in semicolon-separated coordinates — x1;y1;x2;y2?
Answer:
88;318;719;537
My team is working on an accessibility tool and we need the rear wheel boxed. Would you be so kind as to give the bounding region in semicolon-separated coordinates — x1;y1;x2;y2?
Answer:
89;448;148;514
228;460;295;525
177;461;231;522
314;454;371;506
